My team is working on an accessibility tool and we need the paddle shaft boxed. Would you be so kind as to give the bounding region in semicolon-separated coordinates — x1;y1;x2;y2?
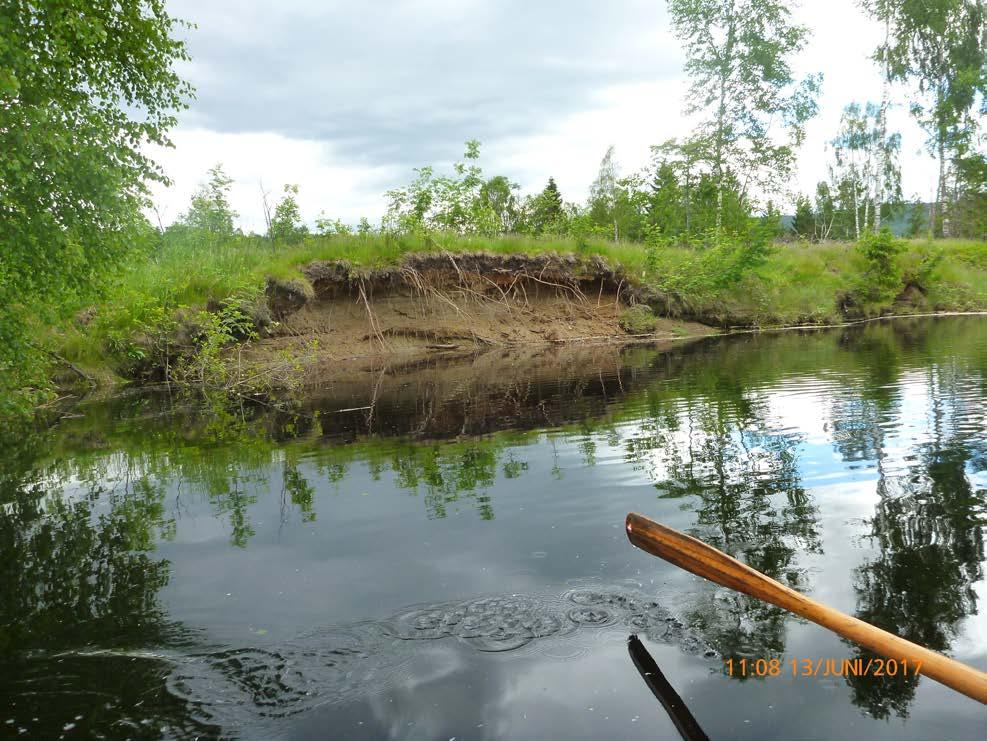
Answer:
625;512;987;705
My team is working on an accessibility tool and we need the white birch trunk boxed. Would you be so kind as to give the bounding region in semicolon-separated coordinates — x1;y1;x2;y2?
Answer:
874;16;891;233
938;136;950;238
715;1;737;234
853;179;860;240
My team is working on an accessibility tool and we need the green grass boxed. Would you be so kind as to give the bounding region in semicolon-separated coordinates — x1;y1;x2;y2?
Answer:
259;231;654;278
663;238;987;326
47;231;987;376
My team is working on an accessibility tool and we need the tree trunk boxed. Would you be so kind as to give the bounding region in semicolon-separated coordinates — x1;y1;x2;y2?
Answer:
938;135;950;238
934;131;949;237
934;86;949;238
260;181;273;240
853;180;860;240
714;2;737;233
684;163;692;234
874;16;890;233
716;185;724;232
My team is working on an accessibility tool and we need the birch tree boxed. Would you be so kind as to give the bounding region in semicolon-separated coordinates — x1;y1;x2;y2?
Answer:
667;0;821;230
1;0;192;410
384;140;500;236
865;0;986;236
182;164;238;238
589;146;620;241
270;185;307;244
864;1;896;231
829;103;901;238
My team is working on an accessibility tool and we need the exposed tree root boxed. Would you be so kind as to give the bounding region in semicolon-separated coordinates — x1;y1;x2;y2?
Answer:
358;280;389;351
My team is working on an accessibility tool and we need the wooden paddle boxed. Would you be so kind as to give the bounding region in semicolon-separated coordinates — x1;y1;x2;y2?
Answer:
625;512;987;704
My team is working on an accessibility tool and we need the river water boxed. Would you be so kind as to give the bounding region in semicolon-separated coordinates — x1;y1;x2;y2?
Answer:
2;317;986;739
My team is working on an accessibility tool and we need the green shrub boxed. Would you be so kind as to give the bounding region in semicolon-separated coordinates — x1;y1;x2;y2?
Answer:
855;228;905;303
645;227;775;298
900;242;944;292
619;304;658;334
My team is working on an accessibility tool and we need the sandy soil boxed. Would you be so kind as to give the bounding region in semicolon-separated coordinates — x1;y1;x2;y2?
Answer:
245;282;716;377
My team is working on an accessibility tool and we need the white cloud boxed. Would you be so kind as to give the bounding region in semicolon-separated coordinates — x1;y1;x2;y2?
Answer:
150;0;946;231
148;130;399;232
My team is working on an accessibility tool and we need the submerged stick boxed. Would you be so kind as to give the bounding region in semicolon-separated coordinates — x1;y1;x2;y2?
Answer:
628;635;710;741
625;512;987;705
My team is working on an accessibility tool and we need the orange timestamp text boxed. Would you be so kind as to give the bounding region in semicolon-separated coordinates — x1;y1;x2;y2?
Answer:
725;657;923;678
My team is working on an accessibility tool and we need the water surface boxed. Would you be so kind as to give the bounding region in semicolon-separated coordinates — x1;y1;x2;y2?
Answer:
2;317;986;739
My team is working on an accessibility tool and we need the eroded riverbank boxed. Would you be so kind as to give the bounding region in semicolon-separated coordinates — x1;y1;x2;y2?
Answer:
256;252;717;368
56;252;717;393
70;249;984;399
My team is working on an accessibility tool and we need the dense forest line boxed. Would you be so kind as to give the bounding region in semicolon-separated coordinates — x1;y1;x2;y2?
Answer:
1;1;985;419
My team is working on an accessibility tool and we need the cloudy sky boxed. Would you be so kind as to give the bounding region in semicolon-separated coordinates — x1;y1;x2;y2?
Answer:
148;0;939;233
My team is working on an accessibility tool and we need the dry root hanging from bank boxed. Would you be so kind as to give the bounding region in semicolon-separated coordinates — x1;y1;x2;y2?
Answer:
260;252;710;363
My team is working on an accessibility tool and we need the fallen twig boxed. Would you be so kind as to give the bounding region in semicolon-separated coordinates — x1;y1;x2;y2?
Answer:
32;344;97;387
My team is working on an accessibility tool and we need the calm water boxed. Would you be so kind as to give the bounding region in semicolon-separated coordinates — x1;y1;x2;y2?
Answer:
2;317;987;739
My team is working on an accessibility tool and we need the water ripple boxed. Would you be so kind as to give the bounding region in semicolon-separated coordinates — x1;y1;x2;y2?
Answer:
162;586;715;730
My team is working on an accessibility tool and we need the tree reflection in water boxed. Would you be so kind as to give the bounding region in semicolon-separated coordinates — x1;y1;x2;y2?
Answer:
0;467;175;652
0;425;207;736
846;356;987;719
622;379;822;666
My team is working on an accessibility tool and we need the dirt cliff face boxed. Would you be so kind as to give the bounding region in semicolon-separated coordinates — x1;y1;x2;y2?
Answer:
250;252;715;375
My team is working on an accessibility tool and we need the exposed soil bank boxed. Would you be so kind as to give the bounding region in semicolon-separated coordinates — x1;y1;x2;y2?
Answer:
55;249;980;397
248;252;715;377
